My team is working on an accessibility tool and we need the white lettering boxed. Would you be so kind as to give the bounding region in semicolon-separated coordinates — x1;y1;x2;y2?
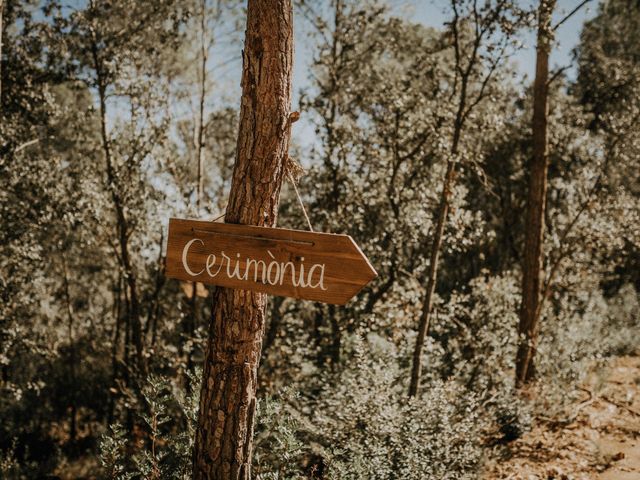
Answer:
266;251;281;285
182;239;205;276
307;263;328;290
181;239;328;290
297;257;307;288
280;261;297;286
205;254;223;277
246;258;267;283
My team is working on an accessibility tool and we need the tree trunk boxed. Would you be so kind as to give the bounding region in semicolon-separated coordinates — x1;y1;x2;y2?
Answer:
408;159;456;397
407;0;519;397
408;79;467;397
108;275;122;425
90;33;145;374
61;256;77;442
192;1;293;478
515;0;556;387
0;0;4;99
196;0;207;214
186;0;209;385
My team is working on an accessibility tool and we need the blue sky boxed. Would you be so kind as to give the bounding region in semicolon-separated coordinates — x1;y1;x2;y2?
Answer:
290;0;599;94
393;0;598;79
287;0;598;148
199;0;599;149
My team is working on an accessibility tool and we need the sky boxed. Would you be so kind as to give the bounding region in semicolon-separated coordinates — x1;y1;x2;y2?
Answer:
393;0;598;79
170;0;600;152
287;0;599;149
290;0;600;94
52;0;598;149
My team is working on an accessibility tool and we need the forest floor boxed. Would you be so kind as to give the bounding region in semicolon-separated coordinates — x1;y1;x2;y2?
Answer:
484;355;640;480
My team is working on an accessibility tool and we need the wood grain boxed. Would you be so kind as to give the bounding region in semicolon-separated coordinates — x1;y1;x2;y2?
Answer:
165;218;377;305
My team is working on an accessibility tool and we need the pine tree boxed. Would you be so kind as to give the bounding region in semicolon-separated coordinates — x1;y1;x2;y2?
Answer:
192;1;294;478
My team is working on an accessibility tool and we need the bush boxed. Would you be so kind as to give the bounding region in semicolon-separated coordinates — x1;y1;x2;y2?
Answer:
308;336;485;480
99;372;199;479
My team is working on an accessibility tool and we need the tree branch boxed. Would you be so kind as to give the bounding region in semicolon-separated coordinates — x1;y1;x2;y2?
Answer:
553;0;593;31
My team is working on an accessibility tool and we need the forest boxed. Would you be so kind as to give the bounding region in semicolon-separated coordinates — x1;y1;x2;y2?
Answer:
1;0;639;478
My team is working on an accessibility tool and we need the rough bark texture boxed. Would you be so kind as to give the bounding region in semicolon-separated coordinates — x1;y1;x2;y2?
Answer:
515;0;555;387
0;0;4;99
192;1;293;478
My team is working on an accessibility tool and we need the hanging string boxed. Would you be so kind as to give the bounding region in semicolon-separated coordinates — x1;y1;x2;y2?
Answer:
206;158;313;231
287;170;314;232
210;212;226;222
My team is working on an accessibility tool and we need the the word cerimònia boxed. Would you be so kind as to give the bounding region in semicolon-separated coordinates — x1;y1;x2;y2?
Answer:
182;238;328;290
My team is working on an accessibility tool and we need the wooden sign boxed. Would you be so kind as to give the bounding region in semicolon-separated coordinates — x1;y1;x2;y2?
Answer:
165;218;377;305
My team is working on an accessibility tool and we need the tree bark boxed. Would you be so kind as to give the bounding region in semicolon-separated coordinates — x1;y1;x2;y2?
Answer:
61;256;77;442
408;0;482;397
108;274;122;425
515;0;555;387
0;0;4;99
192;1;293;478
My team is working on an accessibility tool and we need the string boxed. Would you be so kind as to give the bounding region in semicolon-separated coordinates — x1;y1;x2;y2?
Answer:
287;171;314;232
207;168;313;232
210;212;226;222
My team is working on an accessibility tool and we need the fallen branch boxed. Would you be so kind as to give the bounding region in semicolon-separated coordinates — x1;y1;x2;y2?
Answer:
577;386;640;418
602;394;640;418
538;389;595;427
14;138;40;153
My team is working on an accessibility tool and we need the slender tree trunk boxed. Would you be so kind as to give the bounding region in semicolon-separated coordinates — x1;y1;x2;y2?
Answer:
515;0;555;388
329;309;340;368
108;275;122;425
61;257;77;442
90;34;145;373
123;281;131;383
145;229;165;340
409;96;466;396
0;0;4;99
186;283;197;387
196;0;207;213
262;296;284;357
192;1;293;478
185;0;209;385
407;0;513;396
409;159;456;397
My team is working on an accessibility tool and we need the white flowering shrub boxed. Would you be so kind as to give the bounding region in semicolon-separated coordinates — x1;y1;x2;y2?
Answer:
305;336;485;479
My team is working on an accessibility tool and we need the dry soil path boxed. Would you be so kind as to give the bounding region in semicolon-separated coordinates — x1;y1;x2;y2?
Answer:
484;356;640;480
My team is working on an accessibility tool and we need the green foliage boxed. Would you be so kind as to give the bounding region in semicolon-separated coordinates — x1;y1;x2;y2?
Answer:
312;337;485;479
99;424;133;480
99;371;200;479
1;0;639;478
253;389;307;479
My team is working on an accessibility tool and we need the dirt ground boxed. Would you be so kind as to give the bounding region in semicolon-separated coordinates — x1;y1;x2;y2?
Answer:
484;356;640;480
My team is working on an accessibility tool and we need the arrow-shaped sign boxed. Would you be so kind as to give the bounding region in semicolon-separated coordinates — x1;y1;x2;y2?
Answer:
165;218;377;305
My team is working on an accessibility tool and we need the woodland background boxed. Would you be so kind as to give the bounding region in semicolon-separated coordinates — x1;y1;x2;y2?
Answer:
1;0;639;478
